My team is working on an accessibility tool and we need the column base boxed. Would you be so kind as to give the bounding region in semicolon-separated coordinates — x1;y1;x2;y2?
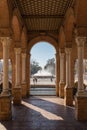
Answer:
56;85;59;96
22;83;27;97
13;87;22;105
64;87;73;106
0;95;12;121
26;84;30;97
1;90;11;96
75;94;87;120
59;82;65;98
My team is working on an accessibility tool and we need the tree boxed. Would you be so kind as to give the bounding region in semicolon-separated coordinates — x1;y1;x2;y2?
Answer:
44;58;55;75
30;59;42;75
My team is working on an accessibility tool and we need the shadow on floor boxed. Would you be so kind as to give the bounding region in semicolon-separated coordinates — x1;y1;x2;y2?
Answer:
1;96;87;130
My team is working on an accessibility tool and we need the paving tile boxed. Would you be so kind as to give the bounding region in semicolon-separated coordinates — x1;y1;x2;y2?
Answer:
0;96;87;130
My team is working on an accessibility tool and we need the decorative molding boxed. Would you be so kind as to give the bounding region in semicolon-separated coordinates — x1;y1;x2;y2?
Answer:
76;37;86;47
65;48;72;54
0;37;11;46
14;48;21;54
22;53;26;58
0;28;12;37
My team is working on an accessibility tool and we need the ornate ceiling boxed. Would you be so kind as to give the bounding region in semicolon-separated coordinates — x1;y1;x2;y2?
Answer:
15;0;74;33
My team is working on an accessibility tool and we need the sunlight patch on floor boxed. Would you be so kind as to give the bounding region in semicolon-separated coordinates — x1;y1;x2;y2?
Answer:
0;123;7;130
22;101;63;121
33;96;64;105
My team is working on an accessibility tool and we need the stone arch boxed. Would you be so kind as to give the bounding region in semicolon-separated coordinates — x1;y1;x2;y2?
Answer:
27;35;59;96
59;26;65;49
64;7;76;46
21;27;27;50
28;35;58;52
11;9;21;43
0;41;3;58
0;0;10;28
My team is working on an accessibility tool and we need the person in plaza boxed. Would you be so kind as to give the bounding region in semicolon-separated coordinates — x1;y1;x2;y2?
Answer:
33;77;38;84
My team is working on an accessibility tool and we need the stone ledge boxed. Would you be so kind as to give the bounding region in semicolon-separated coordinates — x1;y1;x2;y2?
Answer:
75;96;87;120
0;95;12;121
59;82;65;98
64;87;73;106
22;83;27;97
13;87;22;105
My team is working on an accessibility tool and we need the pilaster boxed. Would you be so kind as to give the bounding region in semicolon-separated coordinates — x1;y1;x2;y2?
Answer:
64;47;73;106
76;37;86;96
55;52;59;96
26;53;31;97
21;53;27;97
75;36;87;120
13;48;22;105
0;37;12;120
59;49;65;98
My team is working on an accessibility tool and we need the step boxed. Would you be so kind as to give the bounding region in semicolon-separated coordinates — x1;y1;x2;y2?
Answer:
30;87;56;96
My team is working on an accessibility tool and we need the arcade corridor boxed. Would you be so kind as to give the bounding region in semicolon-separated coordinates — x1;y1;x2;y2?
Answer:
0;0;87;124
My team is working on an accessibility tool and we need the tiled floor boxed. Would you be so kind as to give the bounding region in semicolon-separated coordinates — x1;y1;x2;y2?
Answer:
1;96;87;130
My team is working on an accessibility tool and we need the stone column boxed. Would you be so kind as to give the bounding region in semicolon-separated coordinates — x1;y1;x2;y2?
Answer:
13;48;22;105
21;53;27;97
55;52;59;96
27;53;31;96
64;48;73;106
22;53;26;83
75;37;87;121
0;37;12;120
76;37;85;95
15;48;21;86
59;49;65;98
1;38;10;95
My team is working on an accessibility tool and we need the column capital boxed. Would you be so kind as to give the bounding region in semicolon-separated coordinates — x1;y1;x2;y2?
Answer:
55;53;58;60
22;53;26;58
60;53;65;58
55;52;59;57
28;53;31;58
65;48;72;54
0;37;11;46
59;48;65;53
14;48;21;55
59;49;65;57
76;37;86;47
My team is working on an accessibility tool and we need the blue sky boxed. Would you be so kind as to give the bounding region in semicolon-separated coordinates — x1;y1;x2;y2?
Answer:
30;42;56;68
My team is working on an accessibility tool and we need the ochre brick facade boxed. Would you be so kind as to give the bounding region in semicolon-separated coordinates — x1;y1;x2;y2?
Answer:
0;0;87;121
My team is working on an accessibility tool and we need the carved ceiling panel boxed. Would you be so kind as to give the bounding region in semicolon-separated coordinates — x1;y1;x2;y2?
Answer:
15;0;73;33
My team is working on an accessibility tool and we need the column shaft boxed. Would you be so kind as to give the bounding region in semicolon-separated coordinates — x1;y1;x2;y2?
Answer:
75;37;87;121
59;51;65;83
76;37;86;94
0;37;12;121
59;49;65;98
21;53;27;97
13;48;21;105
14;48;21;86
78;46;83;91
64;47;73;106
0;37;11;95
69;52;71;86
22;53;26;83
28;53;31;96
55;52;59;96
65;48;71;87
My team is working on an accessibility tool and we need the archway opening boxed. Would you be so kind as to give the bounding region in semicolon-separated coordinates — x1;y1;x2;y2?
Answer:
30;41;56;96
73;59;87;96
0;59;12;94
